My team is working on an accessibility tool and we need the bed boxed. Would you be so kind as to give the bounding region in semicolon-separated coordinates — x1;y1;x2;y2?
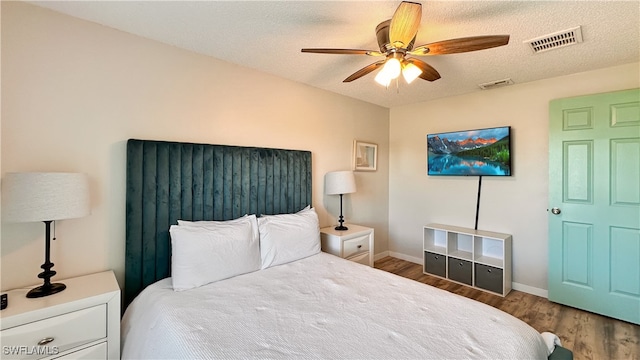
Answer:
121;139;572;359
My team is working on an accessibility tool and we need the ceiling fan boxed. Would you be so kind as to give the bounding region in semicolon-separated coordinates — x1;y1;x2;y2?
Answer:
301;1;510;86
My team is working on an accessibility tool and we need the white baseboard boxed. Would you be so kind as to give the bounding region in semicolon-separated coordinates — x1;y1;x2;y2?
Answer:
512;282;548;298
388;251;422;265
379;252;549;298
374;251;422;264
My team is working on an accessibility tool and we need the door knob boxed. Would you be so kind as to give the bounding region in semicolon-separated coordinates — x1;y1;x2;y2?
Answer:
551;207;561;215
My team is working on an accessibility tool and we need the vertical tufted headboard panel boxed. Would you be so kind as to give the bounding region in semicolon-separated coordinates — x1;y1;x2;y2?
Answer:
124;139;312;307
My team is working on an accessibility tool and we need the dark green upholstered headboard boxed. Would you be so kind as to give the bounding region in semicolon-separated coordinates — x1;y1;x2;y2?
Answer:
124;139;312;307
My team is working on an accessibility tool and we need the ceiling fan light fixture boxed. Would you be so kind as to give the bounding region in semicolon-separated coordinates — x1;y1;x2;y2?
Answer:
402;62;423;84
374;57;401;86
384;57;402;79
301;1;509;87
374;71;392;87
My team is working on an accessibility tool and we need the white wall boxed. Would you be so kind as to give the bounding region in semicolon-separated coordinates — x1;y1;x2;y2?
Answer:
0;2;389;291
389;62;639;293
3;2;637;297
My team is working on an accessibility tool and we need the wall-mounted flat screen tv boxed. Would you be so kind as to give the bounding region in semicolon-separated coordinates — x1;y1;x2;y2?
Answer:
427;126;511;176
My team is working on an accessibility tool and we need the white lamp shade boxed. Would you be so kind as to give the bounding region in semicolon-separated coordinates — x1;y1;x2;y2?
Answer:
325;171;356;195
2;172;90;223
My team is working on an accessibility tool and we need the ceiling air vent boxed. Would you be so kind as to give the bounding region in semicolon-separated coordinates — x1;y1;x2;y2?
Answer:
524;26;583;54
478;78;514;90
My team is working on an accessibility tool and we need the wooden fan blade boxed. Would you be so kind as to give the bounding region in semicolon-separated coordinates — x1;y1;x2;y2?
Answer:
409;35;510;55
389;2;422;49
301;48;384;56
343;60;386;82
406;58;441;81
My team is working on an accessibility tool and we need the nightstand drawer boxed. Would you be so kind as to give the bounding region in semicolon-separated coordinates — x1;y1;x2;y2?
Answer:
346;251;370;266
343;234;370;258
54;341;107;359
1;304;106;359
320;225;374;268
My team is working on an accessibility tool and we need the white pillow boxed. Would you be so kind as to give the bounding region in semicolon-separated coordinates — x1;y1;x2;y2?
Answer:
177;214;248;225
257;207;321;269
170;217;260;291
260;205;310;217
178;214;259;243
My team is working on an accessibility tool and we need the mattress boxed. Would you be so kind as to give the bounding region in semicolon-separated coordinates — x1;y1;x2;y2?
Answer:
121;252;549;359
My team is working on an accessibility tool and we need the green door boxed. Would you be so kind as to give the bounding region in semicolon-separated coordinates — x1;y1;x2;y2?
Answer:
549;88;640;325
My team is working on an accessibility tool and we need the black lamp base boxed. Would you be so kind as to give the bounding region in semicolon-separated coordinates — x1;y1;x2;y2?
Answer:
26;220;66;299
26;282;66;298
335;194;349;231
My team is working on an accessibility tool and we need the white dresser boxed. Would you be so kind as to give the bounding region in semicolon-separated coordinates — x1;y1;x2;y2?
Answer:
0;271;120;359
320;224;374;267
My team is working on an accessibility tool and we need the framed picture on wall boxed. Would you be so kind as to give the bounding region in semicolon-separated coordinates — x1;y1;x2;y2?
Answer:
353;140;377;171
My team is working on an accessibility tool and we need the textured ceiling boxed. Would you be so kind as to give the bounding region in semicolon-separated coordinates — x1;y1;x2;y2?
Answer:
31;1;640;108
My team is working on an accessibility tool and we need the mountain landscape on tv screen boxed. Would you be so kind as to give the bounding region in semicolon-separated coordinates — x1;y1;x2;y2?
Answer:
427;127;511;176
428;135;500;154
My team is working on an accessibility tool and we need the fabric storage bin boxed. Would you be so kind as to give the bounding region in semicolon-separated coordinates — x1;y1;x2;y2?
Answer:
448;258;472;285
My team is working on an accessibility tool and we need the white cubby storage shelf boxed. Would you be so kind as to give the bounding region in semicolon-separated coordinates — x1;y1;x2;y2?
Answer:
423;223;512;296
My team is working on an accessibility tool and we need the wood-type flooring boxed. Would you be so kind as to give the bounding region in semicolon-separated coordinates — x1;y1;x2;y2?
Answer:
375;256;640;360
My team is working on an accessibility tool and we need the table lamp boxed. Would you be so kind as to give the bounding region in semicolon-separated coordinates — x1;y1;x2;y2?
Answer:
325;171;356;230
2;172;90;298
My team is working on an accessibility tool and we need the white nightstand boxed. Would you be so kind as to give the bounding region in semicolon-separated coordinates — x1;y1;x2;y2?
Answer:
320;224;374;267
0;271;120;359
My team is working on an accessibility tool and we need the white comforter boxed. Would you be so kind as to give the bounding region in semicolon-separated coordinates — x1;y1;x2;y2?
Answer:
121;252;549;359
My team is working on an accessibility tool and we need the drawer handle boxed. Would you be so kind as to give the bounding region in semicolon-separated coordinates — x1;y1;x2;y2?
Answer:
357;245;362;249
434;256;439;260
37;337;55;346
487;269;492;273
459;262;464;267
